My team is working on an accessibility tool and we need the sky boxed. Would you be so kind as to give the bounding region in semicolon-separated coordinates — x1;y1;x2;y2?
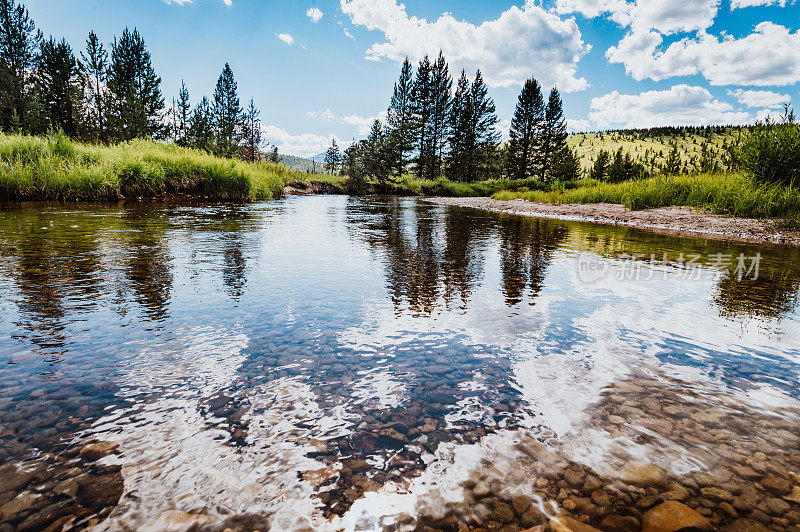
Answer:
25;0;800;157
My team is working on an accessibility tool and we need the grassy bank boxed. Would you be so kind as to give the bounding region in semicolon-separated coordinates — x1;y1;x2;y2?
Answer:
493;173;800;219
0;133;310;201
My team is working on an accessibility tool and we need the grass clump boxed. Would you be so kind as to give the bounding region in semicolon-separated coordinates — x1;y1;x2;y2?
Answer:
493;173;800;219
0;132;305;201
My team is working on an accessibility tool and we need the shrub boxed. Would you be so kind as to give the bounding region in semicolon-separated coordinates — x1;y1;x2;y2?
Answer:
737;105;800;187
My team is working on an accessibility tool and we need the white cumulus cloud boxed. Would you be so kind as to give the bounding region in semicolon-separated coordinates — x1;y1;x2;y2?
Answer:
558;0;800;87
340;0;590;91
276;33;295;46
307;108;387;135
306;7;323;23
730;0;792;7
556;0;719;34
606;22;800;86
262;125;344;157
588;85;751;128
727;89;790;109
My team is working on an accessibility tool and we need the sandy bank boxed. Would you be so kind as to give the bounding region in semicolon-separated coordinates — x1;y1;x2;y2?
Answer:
426;197;800;246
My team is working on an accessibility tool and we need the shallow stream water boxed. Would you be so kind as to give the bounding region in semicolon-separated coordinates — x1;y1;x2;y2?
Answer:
0;196;799;531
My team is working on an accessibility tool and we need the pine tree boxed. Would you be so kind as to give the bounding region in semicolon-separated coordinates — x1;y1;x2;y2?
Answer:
386;57;414;177
411;55;433;179
172;80;190;146
188;96;213;152
506;78;544;180
589;149;609;180
324;138;341;174
663;141;682;175
0;0;42;132
468;70;499;182
364;119;391;183
79;31;108;141
106;28;164;141
239;98;261;162
268;145;280;163
447;70;471;181
538;88;568;181
37;37;80;135
428;51;452;179
446;70;499;182
213;63;242;158
549;145;581;181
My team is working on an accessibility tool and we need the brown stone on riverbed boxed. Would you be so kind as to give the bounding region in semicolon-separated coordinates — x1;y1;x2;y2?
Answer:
550;516;602;531
16;501;92;532
641;501;711;532
0;492;42;521
719;518;772;531
761;474;792;495
599;514;640;532
77;472;123;509
78;441;119;462
619;462;668;489
0;462;37;493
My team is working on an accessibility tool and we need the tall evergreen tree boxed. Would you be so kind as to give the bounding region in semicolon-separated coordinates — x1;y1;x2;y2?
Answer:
79;31;108;141
188;96;213;152
36;36;80;135
467;70;499;182
239;97;261;162
213;63;241;158
363;119;391;183
386;57;414;177
324;138;341;174
0;0;42;131
506;78;544;180
106;28;164;140
428;51;452;179
170;80;190;146
447;70;498;182
447;70;472;180
537;87;567;181
410;55;433;179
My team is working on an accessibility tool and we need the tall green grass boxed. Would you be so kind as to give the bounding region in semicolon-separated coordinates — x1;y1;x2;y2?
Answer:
493;173;800;219
0;132;307;201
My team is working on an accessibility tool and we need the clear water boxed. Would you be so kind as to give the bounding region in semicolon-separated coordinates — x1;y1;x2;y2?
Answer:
1;196;799;530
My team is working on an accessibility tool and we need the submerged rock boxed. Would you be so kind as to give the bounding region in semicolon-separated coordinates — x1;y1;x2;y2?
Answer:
139;510;215;532
642;501;711;532
761;474;792;495
78;441;119;462
619;462;668;489
549;516;602;531
0;492;40;521
599;514;641;532
719;518;771;531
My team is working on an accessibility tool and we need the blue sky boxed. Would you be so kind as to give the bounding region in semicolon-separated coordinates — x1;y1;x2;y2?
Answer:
26;0;800;157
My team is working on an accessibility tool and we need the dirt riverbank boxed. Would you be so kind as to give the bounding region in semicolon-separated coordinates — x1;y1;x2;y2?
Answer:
426;197;800;246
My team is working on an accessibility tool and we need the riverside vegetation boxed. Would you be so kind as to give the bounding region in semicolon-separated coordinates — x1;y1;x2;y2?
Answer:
0;132;300;201
3;0;800;219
